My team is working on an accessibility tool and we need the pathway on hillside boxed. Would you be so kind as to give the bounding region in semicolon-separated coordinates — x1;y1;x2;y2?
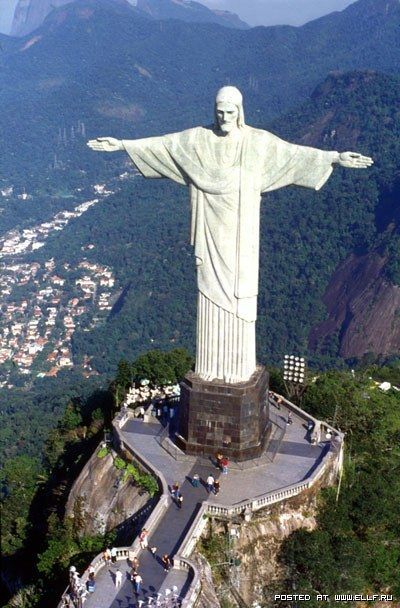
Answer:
84;404;327;607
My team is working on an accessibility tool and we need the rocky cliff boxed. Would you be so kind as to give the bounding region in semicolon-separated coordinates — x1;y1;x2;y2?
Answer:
310;251;400;360
11;0;75;36
66;449;150;537
195;491;319;608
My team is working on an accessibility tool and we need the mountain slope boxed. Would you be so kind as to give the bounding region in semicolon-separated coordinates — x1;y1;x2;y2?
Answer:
16;70;398;373
10;0;247;37
135;0;248;28
309;252;400;360
1;0;400;188
11;0;76;36
264;70;400;365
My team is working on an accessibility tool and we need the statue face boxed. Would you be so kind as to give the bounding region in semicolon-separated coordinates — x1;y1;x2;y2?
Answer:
216;102;239;133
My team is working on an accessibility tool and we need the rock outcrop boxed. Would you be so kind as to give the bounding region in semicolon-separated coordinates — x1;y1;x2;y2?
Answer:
66;450;149;537
234;499;318;605
135;0;248;29
195;489;320;608
11;0;74;37
309;251;400;360
191;553;222;608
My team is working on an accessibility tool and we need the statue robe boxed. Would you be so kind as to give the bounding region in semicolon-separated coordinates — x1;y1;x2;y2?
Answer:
123;125;337;383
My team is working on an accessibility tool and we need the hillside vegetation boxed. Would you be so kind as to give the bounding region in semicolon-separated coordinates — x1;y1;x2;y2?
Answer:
276;367;400;603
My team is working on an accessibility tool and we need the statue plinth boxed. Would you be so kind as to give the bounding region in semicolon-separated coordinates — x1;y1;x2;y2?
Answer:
178;366;270;461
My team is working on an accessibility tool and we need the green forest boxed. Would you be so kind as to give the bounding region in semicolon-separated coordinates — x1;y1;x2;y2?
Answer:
276;366;400;604
1;381;116;608
1;1;400;604
2;360;400;607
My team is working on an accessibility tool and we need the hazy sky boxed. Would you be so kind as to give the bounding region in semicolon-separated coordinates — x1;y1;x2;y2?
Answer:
0;0;356;34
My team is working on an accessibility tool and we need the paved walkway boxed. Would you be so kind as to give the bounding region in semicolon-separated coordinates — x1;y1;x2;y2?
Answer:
84;404;327;607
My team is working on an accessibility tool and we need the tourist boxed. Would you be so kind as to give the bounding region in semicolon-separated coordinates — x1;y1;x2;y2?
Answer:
133;573;143;594
130;566;138;580
162;554;172;572
139;528;149;550
206;474;215;493
88;565;95;576
213;479;220;495
176;492;183;509
150;546;157;557
221;457;229;474
287;412;293;425
171;481;180;498
215;452;223;470
110;546;117;563
77;585;88;605
71;572;80;587
87;572;95;593
115;569;122;588
130;555;139;571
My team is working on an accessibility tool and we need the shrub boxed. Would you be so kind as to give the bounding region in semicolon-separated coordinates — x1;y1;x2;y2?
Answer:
124;463;140;482
113;457;126;470
139;474;159;497
97;447;108;459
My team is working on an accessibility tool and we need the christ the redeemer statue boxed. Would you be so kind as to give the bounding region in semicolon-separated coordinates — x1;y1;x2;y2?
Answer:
88;86;372;385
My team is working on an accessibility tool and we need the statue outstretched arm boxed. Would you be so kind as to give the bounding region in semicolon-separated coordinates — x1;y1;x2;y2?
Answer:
334;151;374;169
88;133;189;185
87;137;124;152
261;130;374;193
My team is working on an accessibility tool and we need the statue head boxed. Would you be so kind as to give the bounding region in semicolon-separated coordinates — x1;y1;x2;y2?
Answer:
215;86;245;133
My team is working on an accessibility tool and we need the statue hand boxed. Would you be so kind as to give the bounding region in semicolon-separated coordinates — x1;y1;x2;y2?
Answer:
87;137;124;152
338;151;373;169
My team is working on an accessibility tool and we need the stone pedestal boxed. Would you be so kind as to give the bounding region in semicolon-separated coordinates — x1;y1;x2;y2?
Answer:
177;366;270;461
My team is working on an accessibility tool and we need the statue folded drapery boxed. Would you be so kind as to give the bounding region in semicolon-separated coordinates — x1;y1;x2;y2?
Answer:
121;126;337;382
88;86;373;384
